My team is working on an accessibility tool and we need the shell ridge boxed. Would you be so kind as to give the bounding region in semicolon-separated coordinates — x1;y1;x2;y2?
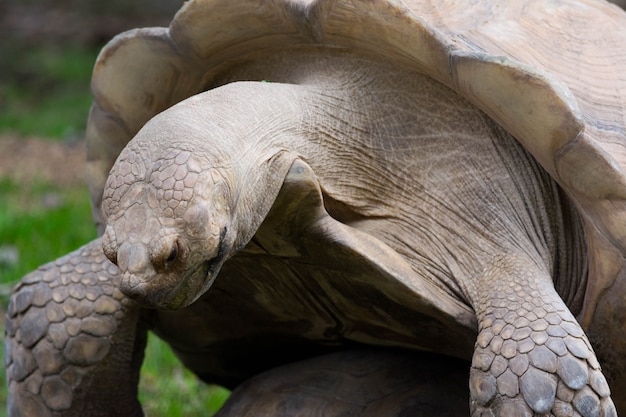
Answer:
447;50;584;179
91;26;199;132
282;0;334;43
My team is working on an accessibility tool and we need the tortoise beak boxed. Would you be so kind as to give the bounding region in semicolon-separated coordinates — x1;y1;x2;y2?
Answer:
118;252;224;310
116;227;231;309
158;260;217;309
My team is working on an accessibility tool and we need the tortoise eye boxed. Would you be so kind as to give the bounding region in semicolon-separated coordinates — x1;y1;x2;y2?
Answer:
166;241;178;265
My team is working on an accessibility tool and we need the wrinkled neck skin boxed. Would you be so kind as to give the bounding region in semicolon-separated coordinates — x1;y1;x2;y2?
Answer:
102;53;586;313
101;81;318;309
160;83;316;252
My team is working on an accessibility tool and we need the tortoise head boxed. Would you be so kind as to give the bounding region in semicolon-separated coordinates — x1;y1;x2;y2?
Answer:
100;86;300;309
101;116;236;310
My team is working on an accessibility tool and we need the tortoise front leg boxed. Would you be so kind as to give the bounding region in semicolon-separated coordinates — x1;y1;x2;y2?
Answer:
5;239;147;417
469;254;616;416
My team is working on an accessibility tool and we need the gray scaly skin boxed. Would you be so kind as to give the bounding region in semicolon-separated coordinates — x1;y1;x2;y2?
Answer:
5;241;146;417
6;55;617;415
470;255;614;416
100;57;615;415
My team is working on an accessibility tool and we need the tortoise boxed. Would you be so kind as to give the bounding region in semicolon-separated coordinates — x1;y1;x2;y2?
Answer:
5;0;626;415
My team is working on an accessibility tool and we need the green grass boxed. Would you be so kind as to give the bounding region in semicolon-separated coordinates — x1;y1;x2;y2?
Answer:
0;43;97;139
0;41;229;416
0;179;97;285
140;333;230;416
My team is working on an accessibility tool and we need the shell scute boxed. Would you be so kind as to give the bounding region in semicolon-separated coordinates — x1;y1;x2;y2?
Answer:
92;28;202;136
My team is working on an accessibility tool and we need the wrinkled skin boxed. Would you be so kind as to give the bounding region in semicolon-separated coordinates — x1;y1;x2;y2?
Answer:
100;55;615;415
5;53;620;416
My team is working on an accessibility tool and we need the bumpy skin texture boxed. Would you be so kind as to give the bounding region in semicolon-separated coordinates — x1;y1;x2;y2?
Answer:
97;54;618;415
5;240;146;417
101;144;233;310
469;255;616;416
9;61;620;416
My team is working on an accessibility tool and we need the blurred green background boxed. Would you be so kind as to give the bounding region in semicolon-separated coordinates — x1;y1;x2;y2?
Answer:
0;0;229;415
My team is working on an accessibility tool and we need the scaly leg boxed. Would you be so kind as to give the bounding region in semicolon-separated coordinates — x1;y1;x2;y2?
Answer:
5;238;147;417
469;254;616;416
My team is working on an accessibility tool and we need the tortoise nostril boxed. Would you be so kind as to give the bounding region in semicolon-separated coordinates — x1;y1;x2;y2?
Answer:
118;242;152;275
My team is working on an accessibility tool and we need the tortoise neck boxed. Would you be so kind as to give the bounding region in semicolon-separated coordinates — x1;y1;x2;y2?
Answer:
163;81;315;254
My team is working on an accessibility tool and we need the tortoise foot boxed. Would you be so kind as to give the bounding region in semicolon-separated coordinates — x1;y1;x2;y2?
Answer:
5;239;146;417
470;328;617;416
470;257;616;417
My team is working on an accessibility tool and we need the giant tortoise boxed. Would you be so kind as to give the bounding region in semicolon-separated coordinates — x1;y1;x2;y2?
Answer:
5;0;626;415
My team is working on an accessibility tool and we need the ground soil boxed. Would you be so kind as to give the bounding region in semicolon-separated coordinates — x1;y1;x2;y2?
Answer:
0;1;178;187
0;134;87;187
0;0;181;46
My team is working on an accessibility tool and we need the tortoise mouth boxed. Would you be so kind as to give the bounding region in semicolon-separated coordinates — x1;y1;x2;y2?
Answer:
122;259;217;310
161;260;215;309
122;229;230;309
